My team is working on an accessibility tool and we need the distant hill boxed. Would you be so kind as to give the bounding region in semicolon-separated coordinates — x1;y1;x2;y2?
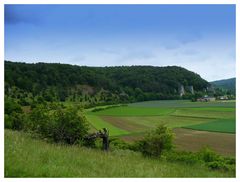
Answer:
211;78;236;95
5;61;210;104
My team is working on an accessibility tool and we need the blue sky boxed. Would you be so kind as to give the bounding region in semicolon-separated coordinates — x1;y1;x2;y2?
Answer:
5;4;235;81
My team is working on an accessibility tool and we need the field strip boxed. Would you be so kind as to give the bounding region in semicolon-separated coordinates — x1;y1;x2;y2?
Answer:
101;116;148;132
170;114;219;120
182;119;236;134
87;107;175;116
173;128;236;156
86;115;129;136
181;127;235;134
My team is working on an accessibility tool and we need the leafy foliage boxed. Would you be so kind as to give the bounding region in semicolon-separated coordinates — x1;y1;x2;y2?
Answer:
138;124;174;157
28;103;89;144
4;97;26;130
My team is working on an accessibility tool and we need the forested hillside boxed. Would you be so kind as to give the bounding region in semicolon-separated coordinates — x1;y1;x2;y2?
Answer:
211;78;236;95
5;61;209;106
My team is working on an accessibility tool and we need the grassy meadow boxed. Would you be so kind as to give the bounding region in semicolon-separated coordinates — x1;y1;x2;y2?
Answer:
5;129;235;177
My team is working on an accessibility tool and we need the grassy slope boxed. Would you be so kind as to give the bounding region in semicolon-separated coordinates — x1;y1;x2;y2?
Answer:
4;130;234;177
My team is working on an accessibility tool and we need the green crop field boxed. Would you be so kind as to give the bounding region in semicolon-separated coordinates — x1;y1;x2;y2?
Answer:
108;115;213;131
86;115;129;136
85;100;236;154
129;100;236;108
86;100;235;134
171;108;235;119
87;107;175;116
183;119;236;133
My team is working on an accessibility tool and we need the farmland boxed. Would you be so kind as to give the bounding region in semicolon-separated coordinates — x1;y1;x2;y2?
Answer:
86;100;236;156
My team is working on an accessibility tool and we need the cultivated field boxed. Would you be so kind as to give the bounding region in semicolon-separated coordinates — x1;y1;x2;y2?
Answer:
86;100;236;156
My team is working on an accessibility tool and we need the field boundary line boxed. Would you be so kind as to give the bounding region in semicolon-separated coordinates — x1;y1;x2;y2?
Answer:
181;127;236;134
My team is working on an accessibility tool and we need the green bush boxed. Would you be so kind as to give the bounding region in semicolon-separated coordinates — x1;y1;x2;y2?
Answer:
5;98;23;115
4;98;26;130
51;107;89;144
138;124;174;157
5;113;26;130
207;161;227;170
4;114;12;129
29;104;89;144
197;147;235;172
197;147;220;162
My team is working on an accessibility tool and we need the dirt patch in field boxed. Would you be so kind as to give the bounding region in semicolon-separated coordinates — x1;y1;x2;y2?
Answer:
120;134;144;142
101;116;147;132
173;128;236;156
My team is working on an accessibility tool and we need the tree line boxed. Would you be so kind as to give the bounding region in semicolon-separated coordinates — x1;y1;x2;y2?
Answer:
5;61;210;106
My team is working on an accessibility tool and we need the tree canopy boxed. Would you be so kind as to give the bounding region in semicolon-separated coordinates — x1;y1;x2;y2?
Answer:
5;61;210;104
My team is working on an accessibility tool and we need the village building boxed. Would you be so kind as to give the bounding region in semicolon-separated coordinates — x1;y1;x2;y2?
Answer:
197;95;216;102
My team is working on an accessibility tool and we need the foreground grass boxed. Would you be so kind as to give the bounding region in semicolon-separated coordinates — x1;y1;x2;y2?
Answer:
5;130;234;177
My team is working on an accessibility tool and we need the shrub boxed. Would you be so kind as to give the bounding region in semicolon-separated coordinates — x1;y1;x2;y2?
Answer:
197;147;220;162
207;161;227;170
4;98;26;130
138;124;174;157
5;113;26;130
29;104;89;144
197;147;235;172
51;107;89;144
5;98;23;115
4;114;12;129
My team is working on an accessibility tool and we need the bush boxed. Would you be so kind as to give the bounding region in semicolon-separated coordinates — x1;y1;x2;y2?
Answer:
5;98;23;115
207;161;227;170
29;104;89;144
51;107;89;144
197;147;235;172
197;147;220;162
5;113;26;130
138;124;174;157
5;98;26;130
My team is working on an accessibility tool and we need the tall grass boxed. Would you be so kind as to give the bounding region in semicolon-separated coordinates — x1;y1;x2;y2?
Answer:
5;130;235;177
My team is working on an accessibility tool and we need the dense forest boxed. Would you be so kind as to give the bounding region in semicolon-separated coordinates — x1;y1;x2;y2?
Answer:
5;61;211;107
211;78;236;95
